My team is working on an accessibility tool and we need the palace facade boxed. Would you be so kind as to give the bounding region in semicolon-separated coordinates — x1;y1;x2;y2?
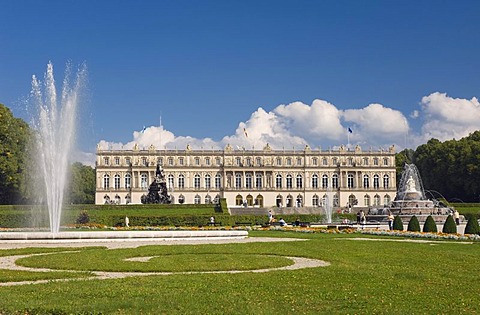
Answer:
95;143;397;210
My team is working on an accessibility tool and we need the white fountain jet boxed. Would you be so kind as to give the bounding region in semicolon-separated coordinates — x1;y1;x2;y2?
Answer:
30;62;86;233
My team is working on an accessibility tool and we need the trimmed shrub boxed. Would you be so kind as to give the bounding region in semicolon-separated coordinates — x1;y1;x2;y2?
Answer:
76;210;90;224
423;215;437;233
442;215;457;234
393;215;404;231
407;215;421;232
464;216;480;235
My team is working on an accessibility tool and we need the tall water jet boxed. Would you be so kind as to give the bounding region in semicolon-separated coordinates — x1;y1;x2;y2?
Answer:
30;62;87;233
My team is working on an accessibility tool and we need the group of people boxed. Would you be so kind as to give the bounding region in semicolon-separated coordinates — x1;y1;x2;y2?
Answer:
268;210;287;226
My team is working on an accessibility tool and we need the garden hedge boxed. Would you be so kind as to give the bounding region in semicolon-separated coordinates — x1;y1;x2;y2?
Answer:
407;215;421;232
423;215;437;233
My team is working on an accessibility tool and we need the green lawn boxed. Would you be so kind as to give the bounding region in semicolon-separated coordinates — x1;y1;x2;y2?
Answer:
0;231;479;314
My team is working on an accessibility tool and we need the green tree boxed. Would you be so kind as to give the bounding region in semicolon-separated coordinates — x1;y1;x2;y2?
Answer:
407;215;421;232
68;162;95;204
442;215;457;234
0;104;31;204
393;215;404;231
423;215;437;233
464;216;480;235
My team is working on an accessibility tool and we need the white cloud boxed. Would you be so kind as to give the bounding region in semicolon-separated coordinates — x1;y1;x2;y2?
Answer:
93;93;480;165
419;92;480;142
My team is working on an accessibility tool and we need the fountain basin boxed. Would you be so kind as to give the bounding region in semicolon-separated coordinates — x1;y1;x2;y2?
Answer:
0;230;248;241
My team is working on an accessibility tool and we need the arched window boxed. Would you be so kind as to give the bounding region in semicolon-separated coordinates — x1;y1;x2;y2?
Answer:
256;173;263;188
178;194;185;204
276;174;282;188
114;194;121;204
384;194;391;206
141;173;148;189
364;194;371;206
194;194;201;204
363;175;369;188
348;194;356;207
286;195;293;207
168;174;174;190
347;174;354;188
296;194;303;207
235;173;242;189
114;174;121;189
245;173;252;189
194;174;201;189
373;175;380;189
296;174;303;188
276;195;283;207
205;174;211;190
383;175;389;189
215;174;221;189
322;158;328;166
124;173;131;189
312;174;318;189
286;175;293;189
312;194;319;207
246;194;254;206
255;194;264;207
178;174;185;189
332;174;339;189
103;174;110;189
205;195;212;204
322;174;328;188
373;194;381;206
125;194;131;204
236;194;243;206
333;194;339;207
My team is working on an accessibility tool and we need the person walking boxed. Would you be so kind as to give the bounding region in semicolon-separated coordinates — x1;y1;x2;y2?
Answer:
388;213;394;230
454;210;460;225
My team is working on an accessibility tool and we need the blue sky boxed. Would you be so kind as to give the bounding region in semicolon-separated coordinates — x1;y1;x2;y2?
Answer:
1;1;480;164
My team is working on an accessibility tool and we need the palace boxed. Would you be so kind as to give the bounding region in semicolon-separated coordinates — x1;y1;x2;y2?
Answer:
95;143;397;210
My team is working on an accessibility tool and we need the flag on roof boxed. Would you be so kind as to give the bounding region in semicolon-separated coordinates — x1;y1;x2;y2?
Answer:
141;126;146;133
348;127;353;134
243;128;248;138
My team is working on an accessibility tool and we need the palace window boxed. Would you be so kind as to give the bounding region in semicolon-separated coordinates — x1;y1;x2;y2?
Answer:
374;194;381;206
347;174;354;188
286;175;293;189
235;174;242;189
322;174;328;188
384;175;390;188
179;157;184;166
312;194;319;207
141;173;148;189
256;173;263;188
205;174;211;190
276;174;282;188
276;158;282;166
256;157;261;166
114;157;120;165
296;175;303;188
296;158;302;166
104;157;109;166
363;157;368;165
142;157;148;166
194;194;201;204
195;157;200;166
168;157;173;166
333;194;339;206
312;158;318;166
215;157;221;166
322;158;328;166
373;174;380;189
363;175;369;188
178;195;185;204
245;173;252;189
373;158;379;166
332;157;338;165
194;174;201;189
312;174;318;189
114;174;121;189
205;157;210;166
103;174;110;189
205;195;212;204
384;194;391;205
124;173;131;189
178;174;185;189
332;174;339;189
168;174;174;190
364;194;371;207
236;157;241;166
125;157;131;166
246;158;251;167
157;157;163;165
215;174;221;189
348;158;353;166
383;158;389;166
286;158;292;166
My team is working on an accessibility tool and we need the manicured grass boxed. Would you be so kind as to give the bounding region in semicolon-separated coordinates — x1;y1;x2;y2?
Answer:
0;231;479;314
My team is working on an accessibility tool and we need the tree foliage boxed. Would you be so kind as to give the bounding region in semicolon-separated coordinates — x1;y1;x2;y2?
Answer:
68;162;95;204
464;216;480;235
442;215;457;234
423;215;437;233
393;215;404;231
407;215;421;232
0;104;32;204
